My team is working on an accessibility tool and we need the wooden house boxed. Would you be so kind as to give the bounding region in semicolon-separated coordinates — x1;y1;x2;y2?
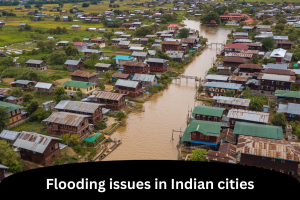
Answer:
82;49;104;60
114;79;143;98
71;71;99;84
238;64;263;77
181;120;222;149
89;91;126;111
132;74;157;88
206;143;237;164
25;59;47;71
10;80;35;91
227;109;270;129
162;41;182;52
54;100;104;125
13;131;60;166
0;88;9;101
202;82;243;98
277;103;300;121
123;62;149;75
222;57;250;71
145;58;168;72
213;96;251;111
64;59;84;71
43;112;91;140
95;63;113;75
191;105;225;122
236;135;299;180
0;101;26;128
71;25;81;31
131;52;149;62
229;76;248;86
275;90;300;104
6;96;23;105
0;130;21;146
34;82;55;95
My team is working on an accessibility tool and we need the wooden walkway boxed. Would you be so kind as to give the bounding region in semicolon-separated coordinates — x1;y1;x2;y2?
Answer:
97;139;122;161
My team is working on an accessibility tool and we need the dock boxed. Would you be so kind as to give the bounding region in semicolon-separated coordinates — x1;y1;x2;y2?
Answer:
97;139;122;161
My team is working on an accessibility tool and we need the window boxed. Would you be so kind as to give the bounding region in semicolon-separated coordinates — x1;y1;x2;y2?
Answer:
192;133;196;138
280;170;284;173
214;117;217;121
50;146;54;152
271;158;275;162
276;81;279;85
289;171;294;176
200;134;204;139
205;136;209;140
231;120;235;125
262;157;266;160
202;115;206;120
82;122;84;126
55;143;58;149
281;82;284;86
52;154;55;159
281;160;285;163
271;81;274;85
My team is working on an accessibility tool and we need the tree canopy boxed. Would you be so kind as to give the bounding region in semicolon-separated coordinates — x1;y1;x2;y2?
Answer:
190;149;208;162
179;28;189;38
261;37;276;51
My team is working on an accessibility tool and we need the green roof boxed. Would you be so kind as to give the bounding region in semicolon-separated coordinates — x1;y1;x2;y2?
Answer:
233;122;284;140
192;105;225;117
0;101;23;113
62;80;97;88
275;90;300;99
181;120;222;142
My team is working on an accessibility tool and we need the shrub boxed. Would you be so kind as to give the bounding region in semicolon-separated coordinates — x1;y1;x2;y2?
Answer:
94;121;107;130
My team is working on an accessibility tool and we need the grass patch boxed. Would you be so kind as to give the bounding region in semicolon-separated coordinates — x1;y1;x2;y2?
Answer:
10;121;48;135
31;91;55;106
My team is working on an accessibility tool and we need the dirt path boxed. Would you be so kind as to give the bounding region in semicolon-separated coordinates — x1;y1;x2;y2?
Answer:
1;78;14;83
53;77;71;86
104;85;114;91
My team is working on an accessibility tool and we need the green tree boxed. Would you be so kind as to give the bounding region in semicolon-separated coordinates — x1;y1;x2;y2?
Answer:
190;149;207;162
56;26;62;34
262;19;272;25
65;45;79;56
59;133;71;147
105;71;113;83
249;96;264;111
271;113;286;129
22;93;33;102
24;24;31;31
6;88;22;97
70;134;80;146
55;16;60;21
252;55;259;64
0;140;22;173
288;34;298;42
261;37;276;51
179;28;189;38
201;11;220;24
27;100;39;115
54;87;66;104
73;37;81;42
49;51;68;65
275;23;285;31
55;157;61;165
0;107;9;132
99;81;105;90
116;111;126;121
62;27;67;34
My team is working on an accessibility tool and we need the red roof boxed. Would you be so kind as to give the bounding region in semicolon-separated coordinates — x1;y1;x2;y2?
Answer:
168;24;183;28
224;43;249;50
113;73;130;79
74;42;87;46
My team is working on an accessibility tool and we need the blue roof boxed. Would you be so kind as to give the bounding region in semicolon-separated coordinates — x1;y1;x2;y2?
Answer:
190;140;218;146
107;19;114;21
113;55;135;60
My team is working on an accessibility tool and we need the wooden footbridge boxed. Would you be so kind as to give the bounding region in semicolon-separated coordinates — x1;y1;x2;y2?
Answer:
207;42;225;48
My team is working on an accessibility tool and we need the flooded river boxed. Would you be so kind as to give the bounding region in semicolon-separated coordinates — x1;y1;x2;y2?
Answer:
103;20;232;161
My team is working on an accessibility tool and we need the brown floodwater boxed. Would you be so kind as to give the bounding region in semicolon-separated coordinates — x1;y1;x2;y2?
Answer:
102;20;232;161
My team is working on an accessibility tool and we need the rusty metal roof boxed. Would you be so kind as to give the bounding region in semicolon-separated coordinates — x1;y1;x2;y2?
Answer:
13;131;61;154
181;38;195;44
207;143;237;163
92;91;125;101
70;70;99;78
42;112;89;126
0;130;21;141
229;76;248;82
213;96;251;107
243;43;262;47
123;61;147;67
54;100;104;113
240;50;260;54
262;68;295;76
238;64;263;69
0;88;9;95
222;57;249;63
236;135;300;162
257;73;296;82
226;53;253;58
227;109;269;123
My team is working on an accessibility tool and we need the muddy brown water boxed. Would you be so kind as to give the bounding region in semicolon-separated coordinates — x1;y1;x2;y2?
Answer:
102;20;232;161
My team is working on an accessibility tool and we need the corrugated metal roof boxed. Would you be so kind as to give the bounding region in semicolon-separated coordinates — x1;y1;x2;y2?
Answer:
227;109;269;123
95;63;111;68
202;82;243;90
70;71;98;78
233;32;248;36
213;96;251;106
206;75;229;81
273;36;288;40
54;100;104;113
257;73;295;82
115;79;139;88
132;74;156;82
25;59;44;64
146;58;166;63
278;103;300;115
229;76;248;81
10;80;35;85
166;51;184;58
236;135;300;162
262;68;295;76
233;122;283;140
270;48;287;57
0;130;21;140
35;82;53;89
13;131;60;154
192;105;225;117
132;52;148;57
262;63;288;70
64;59;81;65
226;53;253;58
42;112;89;126
275;90;300;99
0;88;9;95
92;91;125;101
